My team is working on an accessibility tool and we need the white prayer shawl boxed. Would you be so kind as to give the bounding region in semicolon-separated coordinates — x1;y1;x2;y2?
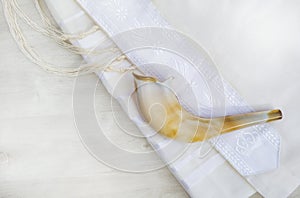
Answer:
43;0;299;197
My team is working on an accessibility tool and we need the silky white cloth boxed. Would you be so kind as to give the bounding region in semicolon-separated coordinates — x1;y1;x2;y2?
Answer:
44;0;299;197
153;0;300;196
76;0;280;176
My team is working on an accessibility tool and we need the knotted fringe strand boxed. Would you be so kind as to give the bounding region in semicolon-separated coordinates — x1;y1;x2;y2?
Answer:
1;0;132;77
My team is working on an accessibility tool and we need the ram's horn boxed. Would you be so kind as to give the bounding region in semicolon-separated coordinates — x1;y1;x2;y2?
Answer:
133;72;282;142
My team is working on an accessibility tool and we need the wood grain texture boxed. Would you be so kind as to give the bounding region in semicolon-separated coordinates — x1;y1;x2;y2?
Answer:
0;1;188;197
1;0;300;197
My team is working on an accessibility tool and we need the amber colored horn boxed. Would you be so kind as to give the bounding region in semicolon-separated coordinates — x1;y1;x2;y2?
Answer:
220;109;282;134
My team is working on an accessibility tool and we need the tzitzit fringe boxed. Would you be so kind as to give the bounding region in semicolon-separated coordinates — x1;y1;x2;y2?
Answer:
2;0;134;76
34;0;100;41
6;0;118;55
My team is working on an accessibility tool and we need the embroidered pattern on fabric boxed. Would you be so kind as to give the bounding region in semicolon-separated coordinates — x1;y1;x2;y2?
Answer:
76;0;280;176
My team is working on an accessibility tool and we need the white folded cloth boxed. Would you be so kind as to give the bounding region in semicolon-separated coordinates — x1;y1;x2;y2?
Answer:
44;0;299;197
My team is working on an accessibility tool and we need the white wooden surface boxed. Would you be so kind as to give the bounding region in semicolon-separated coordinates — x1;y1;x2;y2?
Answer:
0;1;188;197
1;0;300;197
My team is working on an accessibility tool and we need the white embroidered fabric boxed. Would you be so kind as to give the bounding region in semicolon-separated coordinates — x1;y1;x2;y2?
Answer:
76;0;280;176
44;0;299;197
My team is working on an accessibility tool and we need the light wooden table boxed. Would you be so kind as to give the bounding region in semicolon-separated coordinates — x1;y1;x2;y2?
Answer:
0;1;188;197
1;0;299;197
